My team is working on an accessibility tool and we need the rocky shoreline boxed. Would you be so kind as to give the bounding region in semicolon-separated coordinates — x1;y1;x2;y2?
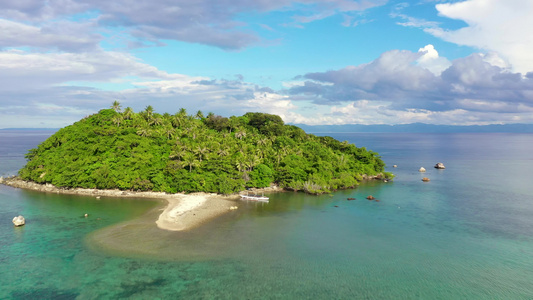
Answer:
0;174;383;198
0;176;284;199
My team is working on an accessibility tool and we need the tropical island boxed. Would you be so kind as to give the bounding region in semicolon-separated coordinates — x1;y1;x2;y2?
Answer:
18;102;391;195
4;102;392;230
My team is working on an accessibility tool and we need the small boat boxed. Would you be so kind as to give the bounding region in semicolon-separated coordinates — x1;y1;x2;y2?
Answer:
240;192;269;202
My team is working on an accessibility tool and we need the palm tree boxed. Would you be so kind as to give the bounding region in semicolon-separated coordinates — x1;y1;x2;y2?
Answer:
196;110;204;119
181;154;199;172
151;116;163;126
185;125;200;140
111;100;122;112
258;137;270;147
171;114;183;128
123;107;134;120
169;149;186;160
235;159;247;173
195;145;209;162
257;137;271;158
246;154;260;171
217;148;229;157
164;128;175;139
143;105;154;122
112;115;123;127
134;117;148;129
235;130;246;140
178;108;187;118
136;128;149;137
228;117;239;133
338;154;347;169
256;147;264;159
275;146;289;166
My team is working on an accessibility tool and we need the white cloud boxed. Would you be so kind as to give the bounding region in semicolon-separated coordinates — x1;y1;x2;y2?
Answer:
1;1;533;128
0;0;389;50
430;0;533;74
416;44;451;75
0;50;174;90
0;0;86;21
0;49;303;127
288;45;533;125
0;19;101;51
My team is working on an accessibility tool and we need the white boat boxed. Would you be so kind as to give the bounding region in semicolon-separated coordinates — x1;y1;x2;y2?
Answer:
240;192;269;202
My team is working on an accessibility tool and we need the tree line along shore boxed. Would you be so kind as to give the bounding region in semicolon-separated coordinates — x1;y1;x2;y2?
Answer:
17;102;392;195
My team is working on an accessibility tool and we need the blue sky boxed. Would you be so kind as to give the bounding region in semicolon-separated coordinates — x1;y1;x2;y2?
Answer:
1;0;533;128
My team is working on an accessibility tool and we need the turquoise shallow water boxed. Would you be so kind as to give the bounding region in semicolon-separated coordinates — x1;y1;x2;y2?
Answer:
1;131;532;299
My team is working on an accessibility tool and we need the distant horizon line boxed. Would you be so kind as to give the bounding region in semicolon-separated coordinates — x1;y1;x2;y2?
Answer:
2;122;533;133
295;123;533;133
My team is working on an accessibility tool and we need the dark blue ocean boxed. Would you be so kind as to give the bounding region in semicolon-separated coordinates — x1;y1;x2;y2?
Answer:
1;130;532;299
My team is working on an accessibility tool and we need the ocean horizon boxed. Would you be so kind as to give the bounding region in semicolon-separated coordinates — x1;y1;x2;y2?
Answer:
1;130;532;299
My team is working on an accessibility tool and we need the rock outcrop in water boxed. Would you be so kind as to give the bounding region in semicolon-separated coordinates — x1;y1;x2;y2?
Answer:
434;162;446;169
12;215;25;226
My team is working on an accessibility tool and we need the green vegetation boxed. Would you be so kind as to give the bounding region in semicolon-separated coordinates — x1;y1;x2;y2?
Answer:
19;103;391;195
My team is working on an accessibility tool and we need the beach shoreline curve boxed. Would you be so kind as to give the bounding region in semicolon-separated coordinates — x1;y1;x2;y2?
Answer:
0;176;247;231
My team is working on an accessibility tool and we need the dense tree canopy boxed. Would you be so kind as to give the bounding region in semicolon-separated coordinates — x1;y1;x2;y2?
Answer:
19;105;391;194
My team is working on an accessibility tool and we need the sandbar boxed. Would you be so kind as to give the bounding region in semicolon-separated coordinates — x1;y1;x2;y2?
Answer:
155;193;237;231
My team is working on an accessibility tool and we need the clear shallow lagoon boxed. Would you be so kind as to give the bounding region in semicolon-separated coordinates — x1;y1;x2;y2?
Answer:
1;130;532;299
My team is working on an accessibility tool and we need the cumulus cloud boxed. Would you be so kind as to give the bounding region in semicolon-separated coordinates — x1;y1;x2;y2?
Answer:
416;44;451;75
291;48;439;105
288;45;533;124
0;49;303;127
415;0;533;74
2;1;533;127
3;43;533;128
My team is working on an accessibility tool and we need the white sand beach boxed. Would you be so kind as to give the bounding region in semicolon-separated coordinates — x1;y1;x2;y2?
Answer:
156;193;237;231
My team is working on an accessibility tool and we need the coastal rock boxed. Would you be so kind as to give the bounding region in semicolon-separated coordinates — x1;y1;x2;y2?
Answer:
419;167;426;172
434;162;446;169
366;195;375;200
362;174;385;180
12;215;25;226
422;177;430;182
347;197;356;200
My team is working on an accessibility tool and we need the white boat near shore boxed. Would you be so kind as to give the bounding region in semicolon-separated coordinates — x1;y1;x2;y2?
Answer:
240;192;269;202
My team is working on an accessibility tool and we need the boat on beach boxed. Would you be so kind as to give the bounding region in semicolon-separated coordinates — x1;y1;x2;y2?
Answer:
240;192;269;202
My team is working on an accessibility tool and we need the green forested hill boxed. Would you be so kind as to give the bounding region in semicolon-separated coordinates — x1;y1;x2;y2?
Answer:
19;104;390;194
